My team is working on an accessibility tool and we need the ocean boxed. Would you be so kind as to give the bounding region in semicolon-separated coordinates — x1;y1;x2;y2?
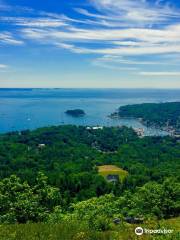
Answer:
0;88;180;135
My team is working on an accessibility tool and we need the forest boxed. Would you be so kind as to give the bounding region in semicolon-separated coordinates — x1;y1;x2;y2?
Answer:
0;125;180;239
112;102;180;130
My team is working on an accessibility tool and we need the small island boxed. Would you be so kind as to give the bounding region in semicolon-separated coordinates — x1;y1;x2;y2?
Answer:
65;109;86;117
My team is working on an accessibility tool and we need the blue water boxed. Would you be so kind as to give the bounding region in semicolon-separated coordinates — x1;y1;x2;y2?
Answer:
0;88;180;135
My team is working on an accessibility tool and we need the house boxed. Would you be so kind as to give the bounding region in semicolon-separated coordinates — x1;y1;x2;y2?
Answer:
92;126;103;130
86;126;103;130
106;174;119;182
38;144;46;148
174;130;180;138
134;128;144;138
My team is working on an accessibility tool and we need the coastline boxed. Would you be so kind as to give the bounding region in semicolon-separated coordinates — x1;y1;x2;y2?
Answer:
108;113;177;136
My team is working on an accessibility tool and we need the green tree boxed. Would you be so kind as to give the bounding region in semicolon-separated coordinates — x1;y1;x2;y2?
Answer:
0;173;62;224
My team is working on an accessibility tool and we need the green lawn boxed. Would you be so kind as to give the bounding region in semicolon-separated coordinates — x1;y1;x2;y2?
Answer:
98;165;128;181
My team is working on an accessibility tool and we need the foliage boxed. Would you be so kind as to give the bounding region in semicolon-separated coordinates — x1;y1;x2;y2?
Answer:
116;178;180;219
0;173;61;224
0;125;179;239
70;194;119;231
65;109;85;117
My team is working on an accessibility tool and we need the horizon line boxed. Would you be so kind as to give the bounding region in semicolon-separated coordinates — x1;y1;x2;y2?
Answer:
0;87;180;90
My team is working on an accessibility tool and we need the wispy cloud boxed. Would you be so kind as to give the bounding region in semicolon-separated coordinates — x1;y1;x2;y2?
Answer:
92;57;138;71
1;0;180;75
0;16;68;28
90;0;180;25
0;32;24;45
0;0;33;13
140;71;180;76
0;63;9;72
94;55;179;66
0;63;8;68
20;24;180;55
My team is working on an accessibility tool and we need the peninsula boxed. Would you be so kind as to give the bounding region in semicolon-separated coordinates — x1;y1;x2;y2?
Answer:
110;102;180;133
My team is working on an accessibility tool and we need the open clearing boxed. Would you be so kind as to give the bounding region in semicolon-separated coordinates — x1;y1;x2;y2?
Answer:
98;165;128;181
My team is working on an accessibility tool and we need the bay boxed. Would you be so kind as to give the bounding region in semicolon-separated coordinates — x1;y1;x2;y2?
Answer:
0;88;180;135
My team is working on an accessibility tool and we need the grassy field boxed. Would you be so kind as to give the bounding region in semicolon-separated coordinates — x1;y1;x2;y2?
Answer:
0;218;179;240
98;165;128;181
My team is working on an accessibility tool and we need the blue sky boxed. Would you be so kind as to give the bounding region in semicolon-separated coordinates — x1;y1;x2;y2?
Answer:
0;0;180;88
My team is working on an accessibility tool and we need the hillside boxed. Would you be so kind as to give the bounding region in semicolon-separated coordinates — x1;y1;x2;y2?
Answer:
0;125;179;238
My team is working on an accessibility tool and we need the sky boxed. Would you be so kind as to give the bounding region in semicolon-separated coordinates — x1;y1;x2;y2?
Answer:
0;0;180;88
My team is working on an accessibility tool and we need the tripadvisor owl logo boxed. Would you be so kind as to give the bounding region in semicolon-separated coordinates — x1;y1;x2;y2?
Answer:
135;227;144;236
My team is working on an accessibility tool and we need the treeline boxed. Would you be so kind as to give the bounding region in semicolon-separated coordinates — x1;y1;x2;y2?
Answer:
117;102;180;130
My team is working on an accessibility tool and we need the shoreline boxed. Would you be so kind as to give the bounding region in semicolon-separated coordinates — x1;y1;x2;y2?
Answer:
108;113;176;136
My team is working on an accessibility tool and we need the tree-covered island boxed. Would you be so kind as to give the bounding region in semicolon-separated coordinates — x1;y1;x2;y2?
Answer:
65;109;86;117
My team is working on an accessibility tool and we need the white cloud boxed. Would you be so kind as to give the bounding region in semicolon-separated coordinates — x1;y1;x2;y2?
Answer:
0;16;68;28
0;32;24;45
90;0;180;24
92;60;138;71
140;71;180;76
55;42;85;53
1;0;180;73
0;64;8;68
20;24;180;57
95;55;179;66
0;1;33;13
0;63;9;72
